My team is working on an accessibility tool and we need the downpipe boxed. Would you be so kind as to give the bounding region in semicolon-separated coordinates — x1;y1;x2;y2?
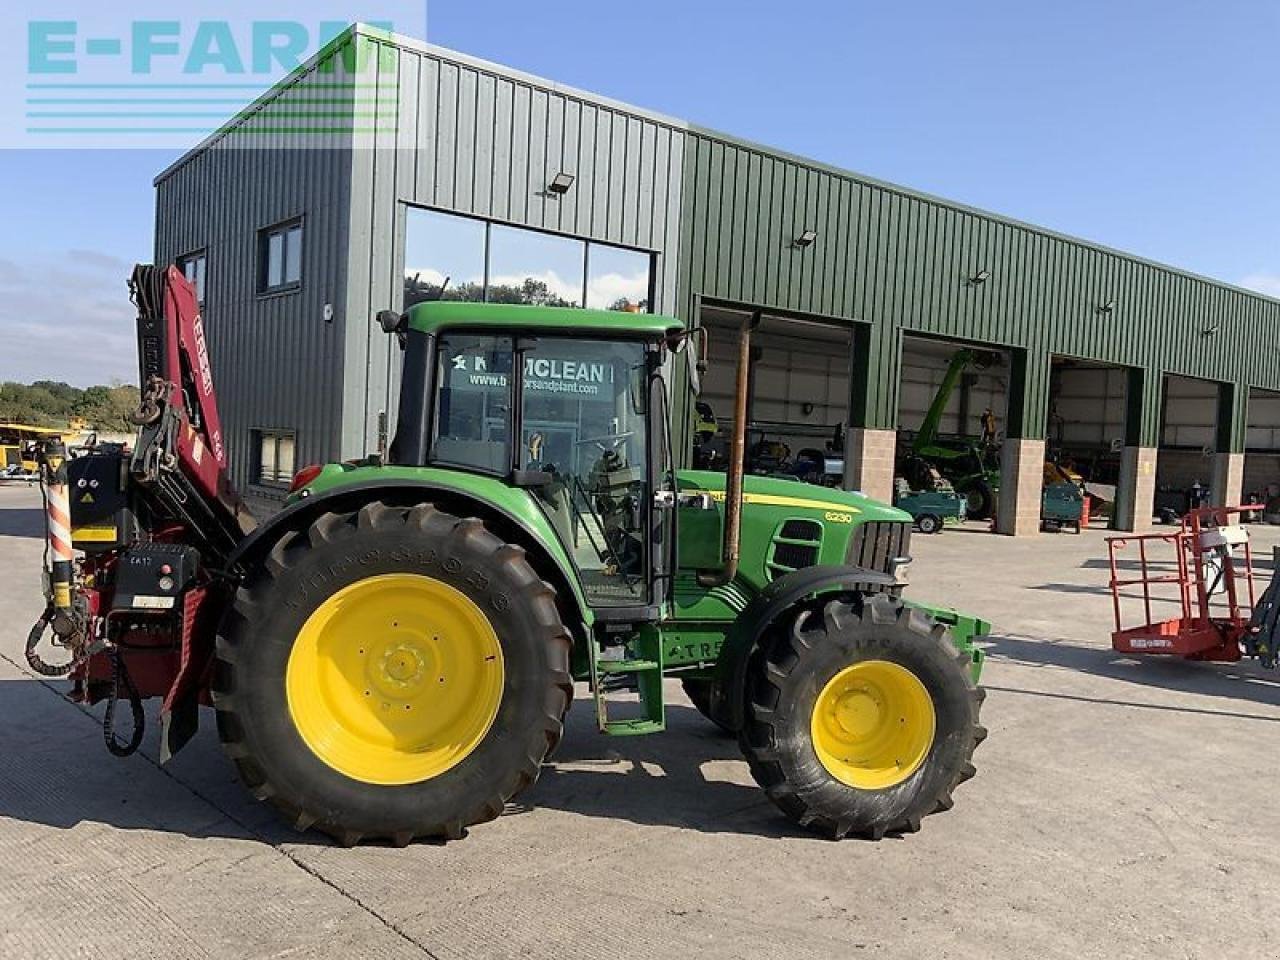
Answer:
698;311;757;588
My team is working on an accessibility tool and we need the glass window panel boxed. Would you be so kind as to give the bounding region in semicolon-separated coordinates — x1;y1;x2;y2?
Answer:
267;232;283;289
586;243;651;312
431;333;513;474
277;434;296;478
180;253;206;303
404;208;486;307
258;433;276;481
488;224;584;307
284;225;302;284
521;338;650;605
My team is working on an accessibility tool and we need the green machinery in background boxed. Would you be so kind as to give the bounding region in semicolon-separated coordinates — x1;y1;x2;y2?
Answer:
902;348;1003;521
903;347;1085;529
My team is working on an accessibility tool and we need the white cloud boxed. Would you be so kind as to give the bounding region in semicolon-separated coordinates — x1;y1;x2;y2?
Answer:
0;253;136;386
586;270;649;310
1239;272;1280;298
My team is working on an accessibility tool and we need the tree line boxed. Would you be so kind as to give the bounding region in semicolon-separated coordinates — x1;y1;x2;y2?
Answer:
0;381;140;431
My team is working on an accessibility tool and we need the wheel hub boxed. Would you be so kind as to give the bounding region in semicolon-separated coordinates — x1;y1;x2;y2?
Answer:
811;660;936;790
286;574;505;786
832;687;883;740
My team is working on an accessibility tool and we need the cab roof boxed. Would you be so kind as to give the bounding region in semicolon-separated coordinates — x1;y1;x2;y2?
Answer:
406;300;684;339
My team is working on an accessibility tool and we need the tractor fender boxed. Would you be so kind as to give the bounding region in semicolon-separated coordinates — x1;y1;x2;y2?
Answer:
222;478;590;629
708;564;898;732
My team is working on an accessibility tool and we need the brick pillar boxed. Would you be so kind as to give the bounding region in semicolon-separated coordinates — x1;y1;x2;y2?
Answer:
845;427;897;504
995;437;1045;536
1210;451;1244;507
1114;445;1157;532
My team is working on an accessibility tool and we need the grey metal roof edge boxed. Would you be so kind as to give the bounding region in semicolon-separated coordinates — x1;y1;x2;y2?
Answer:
153;24;364;186
154;23;690;188
683;120;1280;309
364;26;690;132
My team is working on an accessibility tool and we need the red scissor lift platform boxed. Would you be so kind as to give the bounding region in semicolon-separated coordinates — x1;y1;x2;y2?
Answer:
1107;506;1261;663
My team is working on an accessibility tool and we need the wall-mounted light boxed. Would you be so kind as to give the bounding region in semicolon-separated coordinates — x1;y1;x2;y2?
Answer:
969;269;990;285
547;172;575;195
1099;298;1116;314
795;230;818;248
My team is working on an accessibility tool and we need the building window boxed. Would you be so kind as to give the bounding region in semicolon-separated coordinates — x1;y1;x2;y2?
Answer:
487;223;584;307
404;209;486;307
403;206;654;313
177;250;207;304
252;429;296;485
259;218;303;294
586;243;651;312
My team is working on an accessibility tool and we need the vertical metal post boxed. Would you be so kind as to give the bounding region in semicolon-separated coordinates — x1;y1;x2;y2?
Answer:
39;440;74;613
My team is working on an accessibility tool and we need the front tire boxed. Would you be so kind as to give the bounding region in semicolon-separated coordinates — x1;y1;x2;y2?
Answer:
916;513;943;535
212;501;573;845
740;593;985;839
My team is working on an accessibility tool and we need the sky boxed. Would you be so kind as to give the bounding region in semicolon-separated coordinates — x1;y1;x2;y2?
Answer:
2;0;1278;386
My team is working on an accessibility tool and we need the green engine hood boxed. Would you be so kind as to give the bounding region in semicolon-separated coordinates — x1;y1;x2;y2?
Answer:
674;470;912;595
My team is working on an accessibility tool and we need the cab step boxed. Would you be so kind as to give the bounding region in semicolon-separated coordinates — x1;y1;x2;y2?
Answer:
588;627;665;735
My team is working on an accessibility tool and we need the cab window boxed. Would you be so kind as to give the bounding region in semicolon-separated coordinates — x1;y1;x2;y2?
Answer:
430;333;513;474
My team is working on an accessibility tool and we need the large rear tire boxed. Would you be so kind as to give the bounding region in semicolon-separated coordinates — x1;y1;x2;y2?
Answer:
740;592;985;840
212;501;573;845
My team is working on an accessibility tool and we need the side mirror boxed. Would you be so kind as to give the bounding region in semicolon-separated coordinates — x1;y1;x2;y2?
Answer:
376;309;404;334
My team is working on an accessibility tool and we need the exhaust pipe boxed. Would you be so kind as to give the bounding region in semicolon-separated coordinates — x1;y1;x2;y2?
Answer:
698;311;757;588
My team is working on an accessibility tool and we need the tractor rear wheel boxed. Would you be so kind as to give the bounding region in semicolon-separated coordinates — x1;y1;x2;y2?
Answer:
740;592;985;840
212;501;573;845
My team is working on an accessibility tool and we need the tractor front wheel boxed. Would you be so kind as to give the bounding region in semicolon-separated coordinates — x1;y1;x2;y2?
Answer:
212;501;573;845
740;593;985;839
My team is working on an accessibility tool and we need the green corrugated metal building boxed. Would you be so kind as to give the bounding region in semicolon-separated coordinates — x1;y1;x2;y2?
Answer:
154;25;1279;533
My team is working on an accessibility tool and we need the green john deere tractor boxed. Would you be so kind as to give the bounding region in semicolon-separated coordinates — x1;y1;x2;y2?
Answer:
33;272;987;845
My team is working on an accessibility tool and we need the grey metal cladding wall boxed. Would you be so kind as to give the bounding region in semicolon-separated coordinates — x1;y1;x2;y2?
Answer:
341;37;686;458
678;128;1280;445
154;62;353;494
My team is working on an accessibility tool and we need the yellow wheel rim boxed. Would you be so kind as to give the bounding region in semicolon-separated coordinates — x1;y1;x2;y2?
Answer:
811;660;936;790
286;573;505;786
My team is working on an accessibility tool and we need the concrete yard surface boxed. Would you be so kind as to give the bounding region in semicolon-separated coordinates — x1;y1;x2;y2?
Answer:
0;481;1276;960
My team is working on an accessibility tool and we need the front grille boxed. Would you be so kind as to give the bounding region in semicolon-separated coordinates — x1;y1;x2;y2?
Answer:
773;542;820;569
766;518;824;580
846;520;912;576
780;519;821;540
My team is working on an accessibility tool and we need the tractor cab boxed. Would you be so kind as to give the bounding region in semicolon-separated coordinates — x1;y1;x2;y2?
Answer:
388;301;683;622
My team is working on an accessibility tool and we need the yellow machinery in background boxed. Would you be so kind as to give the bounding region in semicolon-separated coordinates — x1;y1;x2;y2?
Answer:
1;424;70;475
